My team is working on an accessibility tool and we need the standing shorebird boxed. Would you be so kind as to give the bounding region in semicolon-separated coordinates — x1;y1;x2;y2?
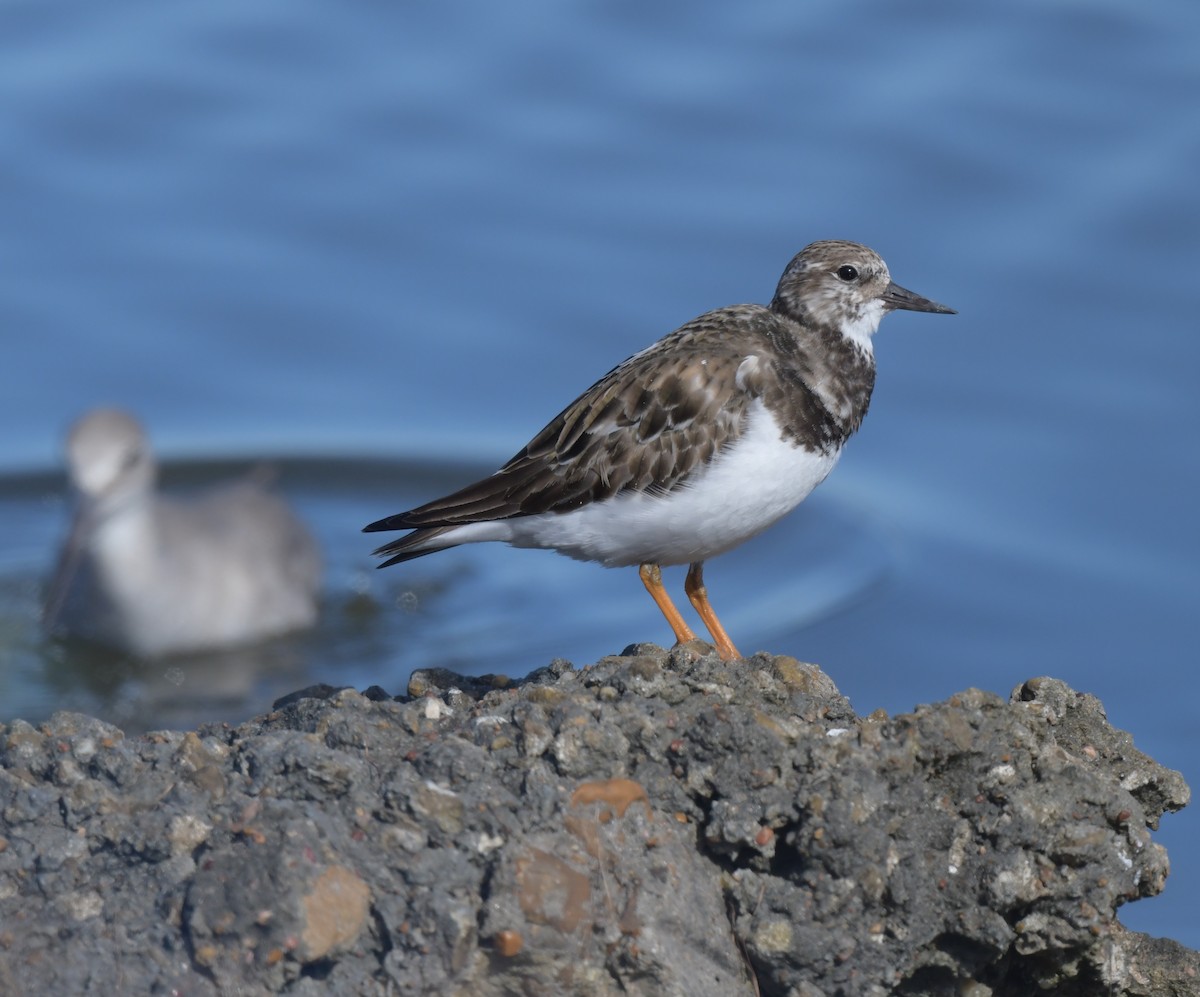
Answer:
44;408;322;657
365;241;954;660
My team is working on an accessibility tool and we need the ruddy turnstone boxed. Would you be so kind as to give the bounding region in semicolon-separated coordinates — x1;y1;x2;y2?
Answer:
43;408;322;656
365;240;954;660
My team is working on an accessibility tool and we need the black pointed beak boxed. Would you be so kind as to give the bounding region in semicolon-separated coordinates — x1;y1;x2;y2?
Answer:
882;281;956;315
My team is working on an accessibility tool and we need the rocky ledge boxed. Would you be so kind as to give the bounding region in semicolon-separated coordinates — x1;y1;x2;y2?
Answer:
0;645;1194;996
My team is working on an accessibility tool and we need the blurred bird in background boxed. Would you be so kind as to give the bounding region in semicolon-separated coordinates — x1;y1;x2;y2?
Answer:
43;408;322;656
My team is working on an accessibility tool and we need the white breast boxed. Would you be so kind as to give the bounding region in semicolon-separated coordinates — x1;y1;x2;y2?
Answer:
500;398;840;567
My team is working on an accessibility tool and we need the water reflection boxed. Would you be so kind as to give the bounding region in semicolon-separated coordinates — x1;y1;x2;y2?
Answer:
38;636;312;734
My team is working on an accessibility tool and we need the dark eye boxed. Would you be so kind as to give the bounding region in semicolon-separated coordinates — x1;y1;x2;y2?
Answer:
120;446;146;473
836;265;859;282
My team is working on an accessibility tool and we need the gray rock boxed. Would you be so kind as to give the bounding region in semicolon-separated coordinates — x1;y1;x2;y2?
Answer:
0;647;1194;995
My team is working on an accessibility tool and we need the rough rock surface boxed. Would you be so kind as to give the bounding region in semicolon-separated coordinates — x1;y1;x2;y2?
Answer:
0;644;1194;995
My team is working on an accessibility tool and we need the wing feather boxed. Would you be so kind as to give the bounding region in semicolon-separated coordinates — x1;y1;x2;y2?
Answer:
365;305;801;535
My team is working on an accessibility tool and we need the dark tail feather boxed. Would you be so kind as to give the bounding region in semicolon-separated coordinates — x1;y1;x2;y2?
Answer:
364;511;417;533
370;525;461;568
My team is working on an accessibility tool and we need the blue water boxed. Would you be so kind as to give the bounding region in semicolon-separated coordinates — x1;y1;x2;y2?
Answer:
1;0;1196;947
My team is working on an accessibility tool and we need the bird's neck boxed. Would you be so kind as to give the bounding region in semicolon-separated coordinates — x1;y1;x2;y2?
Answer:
771;319;878;450
83;492;159;562
836;300;885;355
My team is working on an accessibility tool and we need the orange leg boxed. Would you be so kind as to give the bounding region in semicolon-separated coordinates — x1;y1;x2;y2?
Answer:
685;561;742;661
639;563;697;646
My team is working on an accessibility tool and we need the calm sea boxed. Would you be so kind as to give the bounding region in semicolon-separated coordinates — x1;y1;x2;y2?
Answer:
1;0;1196;946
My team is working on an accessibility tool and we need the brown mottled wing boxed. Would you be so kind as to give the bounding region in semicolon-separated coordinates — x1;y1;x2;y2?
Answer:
367;306;786;533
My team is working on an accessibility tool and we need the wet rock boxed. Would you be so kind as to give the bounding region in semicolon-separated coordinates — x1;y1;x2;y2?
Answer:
0;650;1194;995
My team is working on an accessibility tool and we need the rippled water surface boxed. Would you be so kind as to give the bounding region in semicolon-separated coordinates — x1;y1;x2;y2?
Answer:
1;0;1197;944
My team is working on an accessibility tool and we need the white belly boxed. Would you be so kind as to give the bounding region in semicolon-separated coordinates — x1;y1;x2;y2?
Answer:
501;399;839;567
